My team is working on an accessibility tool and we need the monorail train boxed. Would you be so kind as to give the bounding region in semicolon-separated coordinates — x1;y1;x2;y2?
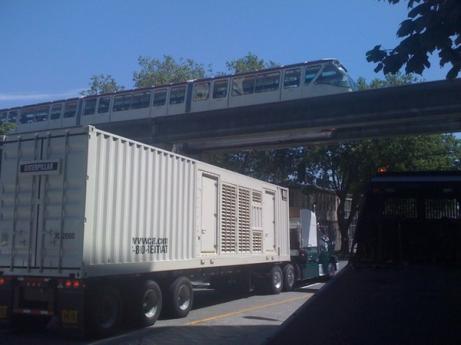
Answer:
0;59;356;134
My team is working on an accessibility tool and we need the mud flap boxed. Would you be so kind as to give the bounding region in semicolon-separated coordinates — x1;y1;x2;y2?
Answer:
56;286;86;336
0;280;14;327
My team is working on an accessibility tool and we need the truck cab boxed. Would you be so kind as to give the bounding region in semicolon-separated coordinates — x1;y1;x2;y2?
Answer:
290;209;337;281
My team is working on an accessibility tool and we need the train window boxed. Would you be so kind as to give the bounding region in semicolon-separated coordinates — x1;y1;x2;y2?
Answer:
132;92;151;109
20;108;35;124
64;102;78;118
153;89;167;106
305;66;321;84
284;69;301;88
213;80;228;98
232;76;255;96
50;104;62;120
315;65;349;87
83;98;97;115
35;106;49;122
98;97;111;113
8;111;18;123
255;72;280;93
170;86;186;104
193;82;210;101
113;94;132;111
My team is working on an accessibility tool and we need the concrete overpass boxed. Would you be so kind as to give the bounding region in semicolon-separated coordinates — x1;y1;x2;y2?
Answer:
98;79;461;153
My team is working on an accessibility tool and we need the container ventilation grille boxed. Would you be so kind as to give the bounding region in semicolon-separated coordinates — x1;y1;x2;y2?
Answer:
252;191;262;204
221;184;237;253
252;231;263;252
238;188;251;253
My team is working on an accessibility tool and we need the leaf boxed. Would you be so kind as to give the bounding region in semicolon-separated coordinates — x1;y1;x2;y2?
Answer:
397;19;415;37
406;53;427;74
446;65;461;79
374;62;384;73
366;45;387;62
408;3;428;18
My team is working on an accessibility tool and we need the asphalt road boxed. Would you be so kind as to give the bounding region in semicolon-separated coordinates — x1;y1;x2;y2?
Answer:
0;282;325;345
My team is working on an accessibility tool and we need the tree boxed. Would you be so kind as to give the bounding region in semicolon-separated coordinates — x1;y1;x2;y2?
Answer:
366;0;461;79
0;123;14;135
301;134;460;255
81;74;124;96
295;73;460;255
133;55;210;88
356;71;421;90
225;52;278;74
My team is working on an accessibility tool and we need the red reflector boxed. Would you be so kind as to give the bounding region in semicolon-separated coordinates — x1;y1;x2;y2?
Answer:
72;280;80;288
65;280;72;288
0;278;5;286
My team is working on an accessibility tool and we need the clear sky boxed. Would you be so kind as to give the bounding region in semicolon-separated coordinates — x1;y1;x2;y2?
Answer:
0;0;450;109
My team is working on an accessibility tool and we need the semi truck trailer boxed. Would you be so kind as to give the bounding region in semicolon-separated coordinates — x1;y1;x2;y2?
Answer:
0;126;294;336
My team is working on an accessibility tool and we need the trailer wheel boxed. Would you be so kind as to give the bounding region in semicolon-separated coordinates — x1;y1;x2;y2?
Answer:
269;265;283;294
163;276;193;318
282;264;295;291
88;286;123;337
134;280;162;327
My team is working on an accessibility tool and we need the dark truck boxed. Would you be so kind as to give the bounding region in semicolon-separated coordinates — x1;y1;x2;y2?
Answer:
267;172;461;345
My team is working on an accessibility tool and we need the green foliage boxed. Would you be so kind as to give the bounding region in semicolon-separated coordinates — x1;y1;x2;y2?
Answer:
0;123;14;135
356;72;421;90
225;52;278;74
133;55;210;88
81;74;124;96
367;0;461;79
299;133;460;254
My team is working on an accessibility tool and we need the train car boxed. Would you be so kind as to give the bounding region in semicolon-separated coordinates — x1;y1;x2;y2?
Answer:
0;59;356;134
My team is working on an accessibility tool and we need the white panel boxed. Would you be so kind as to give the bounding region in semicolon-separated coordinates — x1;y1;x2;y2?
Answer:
200;174;217;253
110;107;151;122
0;126;291;278
0;127;87;276
36;134;87;270
300;209;317;248
84;131;197;268
263;190;276;252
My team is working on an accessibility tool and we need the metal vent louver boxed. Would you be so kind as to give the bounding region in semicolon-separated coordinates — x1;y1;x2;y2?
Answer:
221;184;237;253
252;231;263;252
252;191;262;203
238;188;251;253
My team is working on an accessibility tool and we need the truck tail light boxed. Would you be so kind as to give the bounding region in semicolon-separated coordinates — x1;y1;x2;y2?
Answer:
72;280;80;288
0;278;5;286
65;280;72;288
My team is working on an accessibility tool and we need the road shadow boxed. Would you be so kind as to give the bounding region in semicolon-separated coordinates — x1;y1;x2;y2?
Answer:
0;286;315;344
94;324;279;345
1;324;280;345
188;288;254;311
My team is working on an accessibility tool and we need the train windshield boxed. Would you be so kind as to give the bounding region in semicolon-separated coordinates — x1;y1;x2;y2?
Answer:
315;64;355;90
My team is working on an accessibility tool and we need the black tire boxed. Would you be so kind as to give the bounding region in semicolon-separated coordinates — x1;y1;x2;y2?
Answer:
87;286;123;337
269;265;283;294
129;280;162;328
282;264;295;291
163;276;193;318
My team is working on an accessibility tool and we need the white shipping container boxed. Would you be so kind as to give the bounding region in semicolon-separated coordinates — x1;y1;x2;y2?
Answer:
0;126;290;278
